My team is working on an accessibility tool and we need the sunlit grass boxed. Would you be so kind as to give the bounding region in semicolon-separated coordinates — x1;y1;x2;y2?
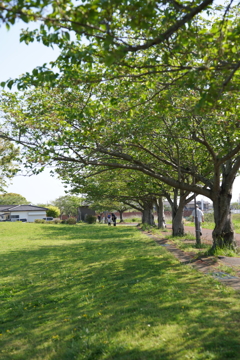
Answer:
0;222;240;360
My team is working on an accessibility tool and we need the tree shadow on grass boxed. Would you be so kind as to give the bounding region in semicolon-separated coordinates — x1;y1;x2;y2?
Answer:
0;227;240;360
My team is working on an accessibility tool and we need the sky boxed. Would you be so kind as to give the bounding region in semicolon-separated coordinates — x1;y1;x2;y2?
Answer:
0;19;240;205
0;21;69;204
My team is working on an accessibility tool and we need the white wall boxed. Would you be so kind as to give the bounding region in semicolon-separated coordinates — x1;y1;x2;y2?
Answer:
27;212;47;223
9;211;46;222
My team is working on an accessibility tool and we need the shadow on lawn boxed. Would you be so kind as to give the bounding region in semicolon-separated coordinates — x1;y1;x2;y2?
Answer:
0;225;240;359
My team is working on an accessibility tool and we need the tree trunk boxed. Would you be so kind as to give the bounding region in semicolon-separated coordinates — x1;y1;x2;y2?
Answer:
142;201;155;225
155;196;166;229
172;205;185;236
212;192;236;250
167;189;185;236
119;210;124;222
77;207;81;222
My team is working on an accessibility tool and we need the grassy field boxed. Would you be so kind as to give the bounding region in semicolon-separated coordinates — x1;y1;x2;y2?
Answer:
0;222;240;360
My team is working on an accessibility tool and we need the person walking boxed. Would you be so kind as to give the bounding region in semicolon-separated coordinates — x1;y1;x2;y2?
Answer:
112;213;117;226
191;205;204;236
107;214;112;226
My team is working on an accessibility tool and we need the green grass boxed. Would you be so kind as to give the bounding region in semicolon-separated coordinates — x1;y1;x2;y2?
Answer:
164;233;212;256
0;223;240;360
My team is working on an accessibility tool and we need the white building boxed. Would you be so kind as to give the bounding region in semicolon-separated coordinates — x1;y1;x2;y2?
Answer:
0;205;48;222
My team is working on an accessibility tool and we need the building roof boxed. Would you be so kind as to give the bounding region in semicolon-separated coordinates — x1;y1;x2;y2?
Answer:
0;205;48;212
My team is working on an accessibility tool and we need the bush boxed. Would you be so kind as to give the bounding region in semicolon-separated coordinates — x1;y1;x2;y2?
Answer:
85;215;97;224
46;205;61;218
204;212;214;222
66;217;77;225
54;219;61;224
34;219;46;223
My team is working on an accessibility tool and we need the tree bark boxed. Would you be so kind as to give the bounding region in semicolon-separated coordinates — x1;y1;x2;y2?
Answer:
212;192;236;250
166;189;185;236
210;160;238;250
172;204;185;236
155;196;166;229
142;201;155;225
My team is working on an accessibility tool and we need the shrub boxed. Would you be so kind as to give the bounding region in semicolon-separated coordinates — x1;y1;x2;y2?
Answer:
85;215;97;224
54;219;61;224
66;217;77;225
204;212;214;222
34;219;45;223
46;205;61;218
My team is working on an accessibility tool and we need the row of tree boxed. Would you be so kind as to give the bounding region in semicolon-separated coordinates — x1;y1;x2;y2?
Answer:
0;0;239;251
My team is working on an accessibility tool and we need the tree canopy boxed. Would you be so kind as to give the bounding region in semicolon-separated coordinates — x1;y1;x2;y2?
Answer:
0;192;29;205
52;195;82;217
0;0;239;251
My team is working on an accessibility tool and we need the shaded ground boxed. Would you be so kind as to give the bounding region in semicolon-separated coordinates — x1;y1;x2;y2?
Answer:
141;228;240;292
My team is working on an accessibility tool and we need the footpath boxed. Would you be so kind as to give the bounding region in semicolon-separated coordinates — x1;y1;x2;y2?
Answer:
140;225;240;292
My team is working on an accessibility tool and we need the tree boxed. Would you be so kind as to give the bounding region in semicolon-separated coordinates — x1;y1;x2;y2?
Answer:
231;202;240;210
0;138;19;191
46;205;60;218
0;192;29;205
52;195;82;218
0;3;239;250
1;0;238;109
2;82;239;250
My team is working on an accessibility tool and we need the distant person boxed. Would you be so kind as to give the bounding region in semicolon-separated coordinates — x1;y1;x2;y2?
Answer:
107;214;111;226
97;214;101;223
192;205;204;236
112;213;117;226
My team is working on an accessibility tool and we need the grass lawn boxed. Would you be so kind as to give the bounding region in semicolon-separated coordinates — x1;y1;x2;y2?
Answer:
0;222;240;360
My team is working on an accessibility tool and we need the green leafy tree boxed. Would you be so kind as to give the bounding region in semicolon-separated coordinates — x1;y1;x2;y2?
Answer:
0;138;19;191
1;0;238;110
2;82;239;250
231;202;240;210
46;205;60;218
0;192;29;205
52;195;82;218
0;2;239;251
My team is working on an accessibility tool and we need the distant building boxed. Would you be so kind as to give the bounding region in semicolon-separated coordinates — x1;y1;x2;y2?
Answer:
0;205;48;222
184;200;213;212
77;206;96;222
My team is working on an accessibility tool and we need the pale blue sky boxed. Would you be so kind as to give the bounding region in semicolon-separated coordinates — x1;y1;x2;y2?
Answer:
0;21;67;204
0;20;239;204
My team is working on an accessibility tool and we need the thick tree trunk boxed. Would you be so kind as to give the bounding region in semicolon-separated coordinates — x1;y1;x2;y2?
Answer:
212;192;236;250
167;189;185;236
155;196;166;229
142;201;155;225
172;205;185;236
